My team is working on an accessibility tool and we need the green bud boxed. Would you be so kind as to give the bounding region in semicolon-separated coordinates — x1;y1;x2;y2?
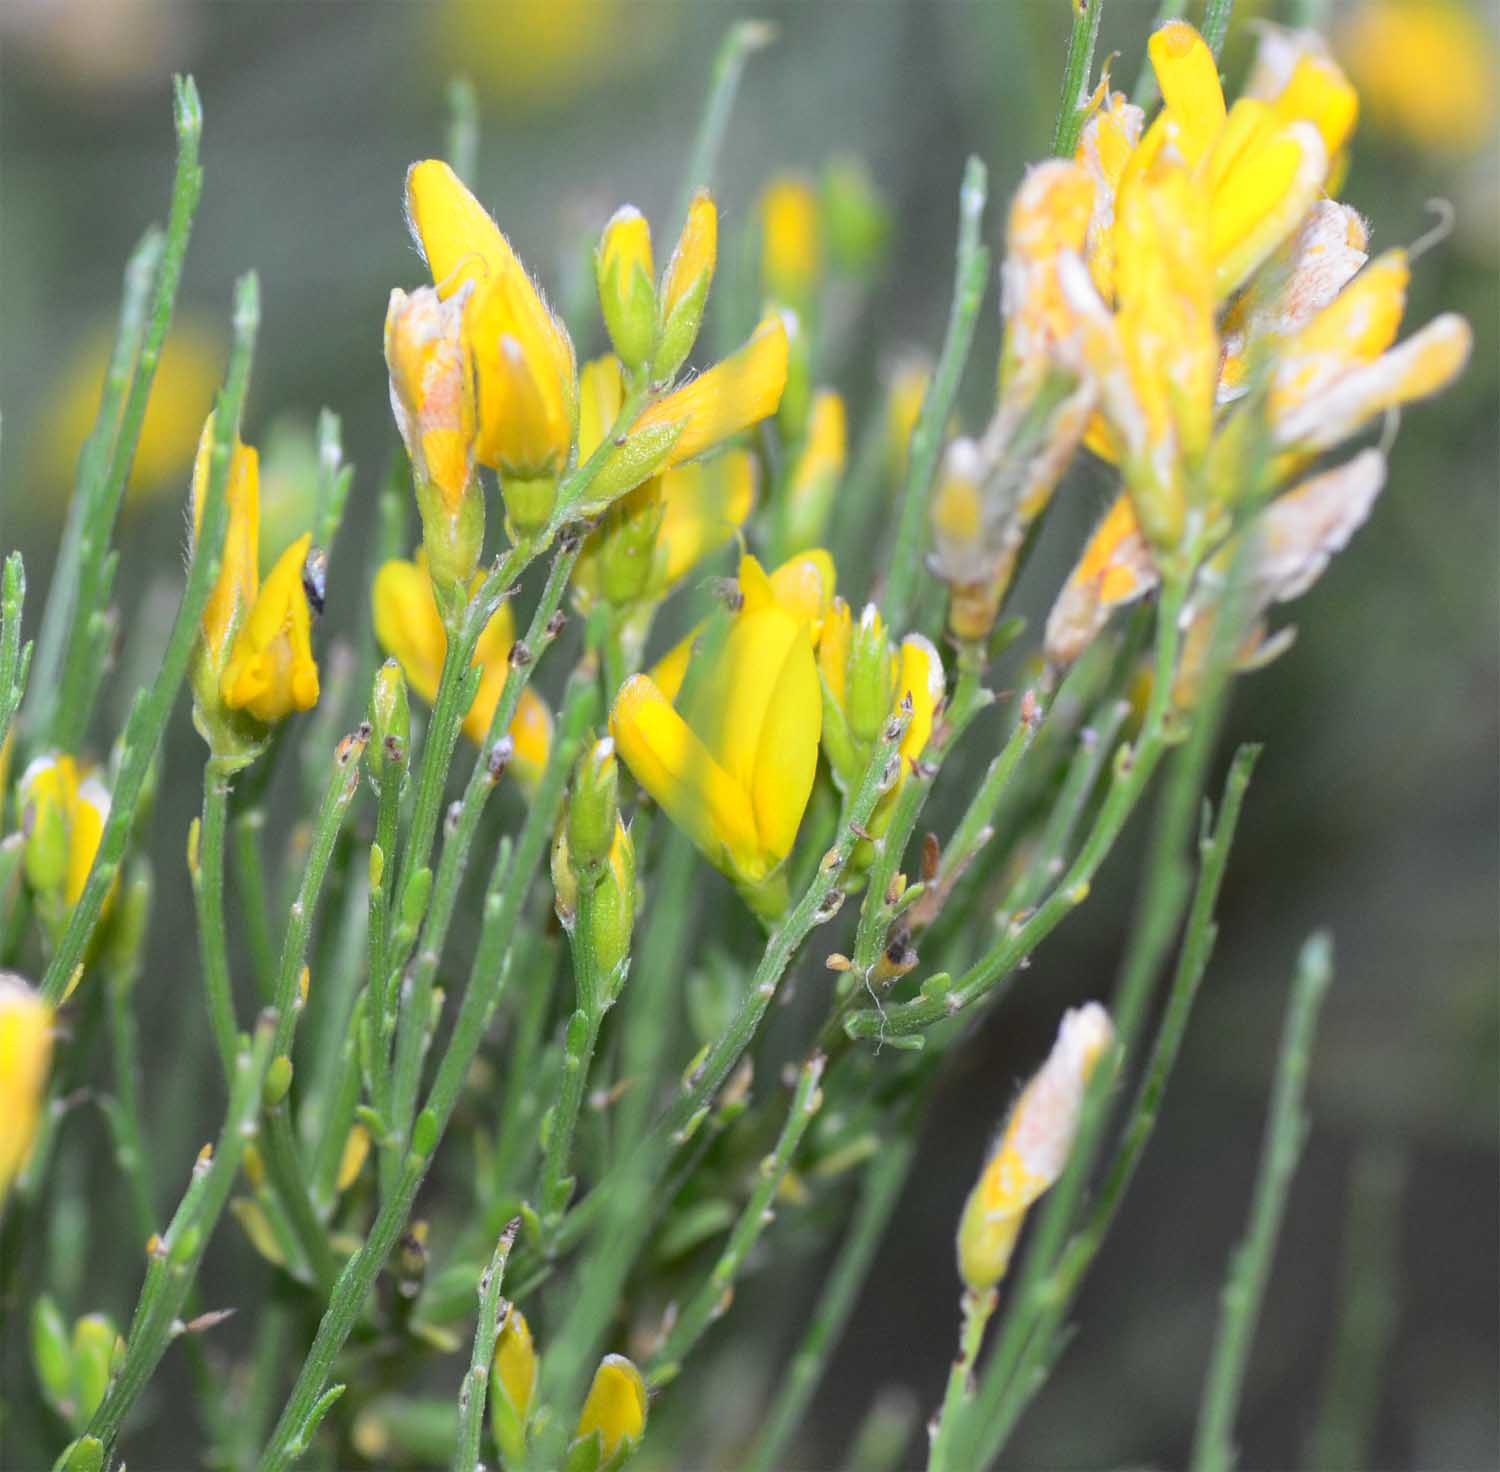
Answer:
70;1315;122;1425
52;1437;104;1472
262;1055;294;1109
501;472;558;540
410;1108;439;1159
590;819;636;982
847;603;897;745
596;206;657;372
567;739;619;875
102;858;153;982
31;1294;72;1413
576;421;682;520
367;659;410;786
595;484;665;607
821;155;891;279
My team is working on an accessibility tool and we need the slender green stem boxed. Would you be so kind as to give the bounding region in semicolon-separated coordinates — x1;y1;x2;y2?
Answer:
234;807;279;1004
743;1137;918;1472
673;19;776;230
312;408;355;557
1191;931;1334;1472
1305;1145;1406;1471
261;1106;338;1291
104;950;158;1244
0;553;33;752
1202;0;1236;58
193;760;239;1086
258;681;588;1472
646;1053;827;1387
52;79;205;751
537;878;608;1236
965;745;1259;1464
310;995;366;1214
1001;695;1129;917
927;1287;998;1472
445;77;480;184
84;1013;278;1459
40;272;261;1007
881;158;989;634
386;542;580;1169
1050;0;1106;157
490;936;560;1202
27;227;162;743
451;1219;518;1472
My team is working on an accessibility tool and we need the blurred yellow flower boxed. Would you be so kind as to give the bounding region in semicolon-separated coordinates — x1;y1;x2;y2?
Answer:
778;389;846;556
40;320;220;512
760;174;823;313
0;974;52;1204
17;753;112;947
957;1003;1113;1291
1340;0;1495;155
372;554;552;786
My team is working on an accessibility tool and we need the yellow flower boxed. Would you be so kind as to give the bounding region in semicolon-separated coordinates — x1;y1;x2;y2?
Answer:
596;206;657;371
573;1354;648;1463
40;319;221;511
817;598;944;848
655;190;719;380
610;554;827;915
406;159;578;488
0;975;52;1203
190;414;321;732
957;1003;1113;1291
219;534;321;724
631;313;789;469
1044;493;1160;668
760;174;822;312
884;354;932;476
18;753;110;912
648;548;835;705
778;389;846;555
372;554;552;786
1340;0;1495;156
490;1306;536;1466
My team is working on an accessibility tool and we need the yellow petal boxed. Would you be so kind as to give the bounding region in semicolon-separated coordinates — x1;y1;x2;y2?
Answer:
660;190;718;321
1148;21;1227;168
220;533;320;723
578;353;626;463
1270;54;1359;159
654;450;756;590
574;1355;647;1460
406;159;517;299
636;315;789;468
373;558;447;706
193;414;260;665
0;977;53;1202
610;673;761;877
895;634;945;763
760;174;822;308
817;597;853;712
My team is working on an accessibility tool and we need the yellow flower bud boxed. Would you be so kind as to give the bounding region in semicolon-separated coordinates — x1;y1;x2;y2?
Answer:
192;412;260;673
573;1353;648;1465
884;355;931;478
957;1003;1114;1292
219;534;321;724
0;974;52;1203
655;189;718;380
759;174;822;313
372;555;552;788
336;1123;371;1194
406;159;578;486
491;1306;537;1466
597;205;657;372
18;755;110;937
384;284;483;591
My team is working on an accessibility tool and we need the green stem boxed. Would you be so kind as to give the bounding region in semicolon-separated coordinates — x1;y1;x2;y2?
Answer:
193;760;240;1087
1050;0;1106;157
52;79;205;751
446;77;480;185
40;271;261;1008
881;158;989;634
385;542;581;1171
451;1219;519;1472
83;1013;278;1460
1305;1145;1406;1472
234;807;279;1005
966;745;1259;1463
258;680;587;1472
490;936;560;1202
646;1053;827;1388
1202;0;1236;58
673;19;776;231
27;226;161;744
537;877;607;1236
927;1287;998;1472
0;553;33;752
261;1106;338;1291
1191;931;1333;1472
104;959;158;1245
742;1137;918;1472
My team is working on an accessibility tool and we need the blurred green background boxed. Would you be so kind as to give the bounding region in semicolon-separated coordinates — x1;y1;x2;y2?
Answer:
2;0;1495;1467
